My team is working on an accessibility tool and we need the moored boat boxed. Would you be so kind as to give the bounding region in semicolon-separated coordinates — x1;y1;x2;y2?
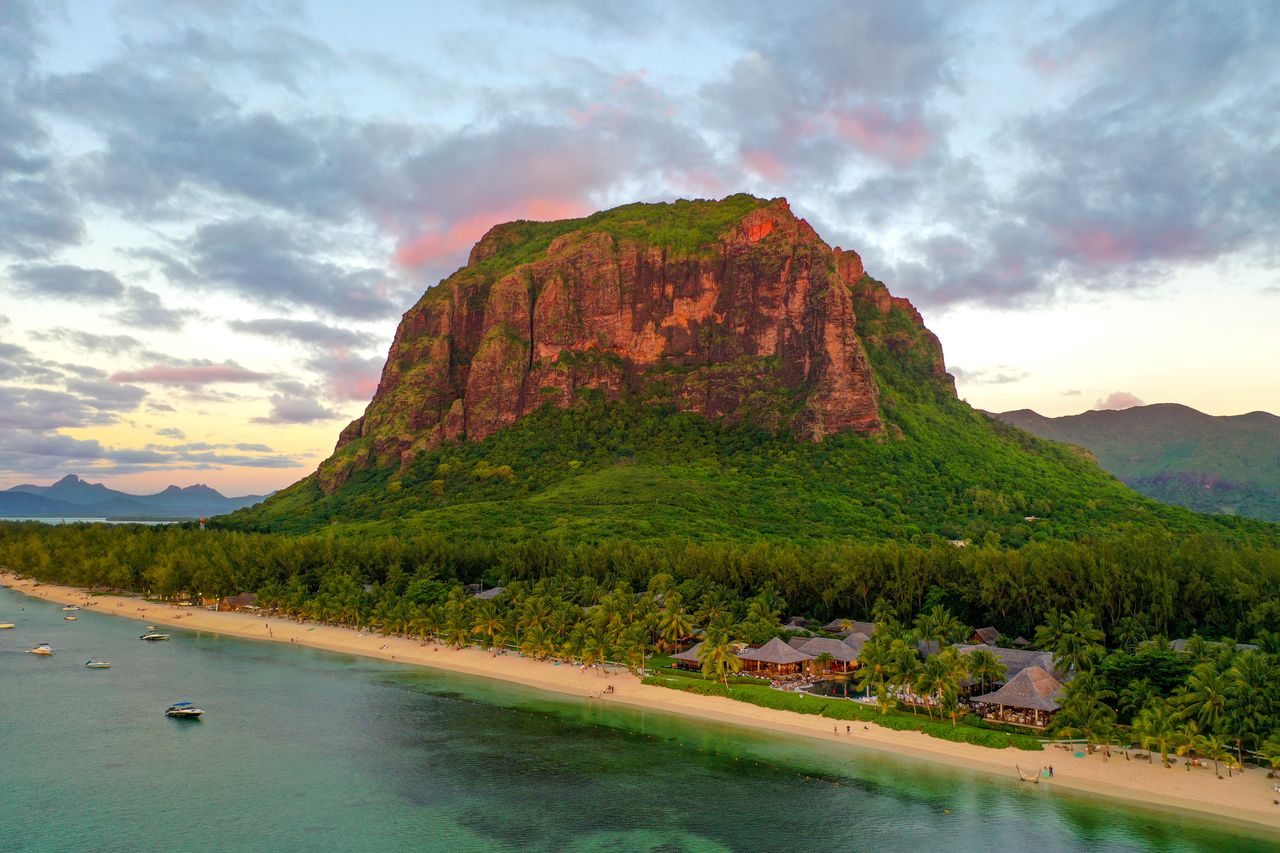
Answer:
62;605;80;612
140;632;170;641
28;643;53;655
64;615;77;621
165;702;203;718
85;659;111;668
0;623;14;629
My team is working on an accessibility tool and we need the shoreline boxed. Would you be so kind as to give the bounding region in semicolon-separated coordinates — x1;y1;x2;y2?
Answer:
4;570;1278;836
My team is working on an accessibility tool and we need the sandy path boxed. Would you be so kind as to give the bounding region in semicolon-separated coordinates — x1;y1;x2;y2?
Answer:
4;570;1278;835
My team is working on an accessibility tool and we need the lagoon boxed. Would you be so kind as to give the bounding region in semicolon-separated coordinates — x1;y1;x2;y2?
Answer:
0;586;1273;852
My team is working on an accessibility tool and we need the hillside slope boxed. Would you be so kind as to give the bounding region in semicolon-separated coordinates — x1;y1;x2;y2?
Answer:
995;405;1280;522
223;196;1277;546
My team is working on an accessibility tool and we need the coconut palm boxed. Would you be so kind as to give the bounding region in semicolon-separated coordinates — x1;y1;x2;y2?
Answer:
1117;677;1157;725
853;636;895;714
657;599;695;651
1133;698;1179;766
471;599;504;653
914;649;963;721
963;648;1006;694
697;627;742;686
1179;662;1230;734
913;605;967;644
1225;651;1270;767
1199;732;1231;777
1258;734;1280;770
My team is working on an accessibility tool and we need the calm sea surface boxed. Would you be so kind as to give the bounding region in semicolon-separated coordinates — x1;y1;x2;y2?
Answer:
1;586;1275;852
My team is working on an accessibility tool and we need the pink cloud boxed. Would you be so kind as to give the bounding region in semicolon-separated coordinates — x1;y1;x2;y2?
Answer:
394;198;588;268
1093;391;1144;411
742;148;787;182
110;365;271;385
829;105;932;167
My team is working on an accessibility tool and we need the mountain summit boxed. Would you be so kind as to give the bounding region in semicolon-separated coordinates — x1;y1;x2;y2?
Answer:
230;196;1275;546
320;195;952;492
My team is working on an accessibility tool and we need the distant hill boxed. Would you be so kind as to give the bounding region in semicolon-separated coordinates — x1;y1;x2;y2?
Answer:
993;404;1280;522
1;475;268;519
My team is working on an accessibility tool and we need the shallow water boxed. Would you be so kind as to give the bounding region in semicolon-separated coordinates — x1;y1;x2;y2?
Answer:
1;586;1275;852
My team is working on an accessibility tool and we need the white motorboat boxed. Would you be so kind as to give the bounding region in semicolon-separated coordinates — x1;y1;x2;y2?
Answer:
85;659;111;668
28;643;53;655
0;623;14;629
165;702;203;718
140;632;170;641
62;605;80;612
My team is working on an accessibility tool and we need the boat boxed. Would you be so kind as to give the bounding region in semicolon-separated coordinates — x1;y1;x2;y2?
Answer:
27;643;53;655
62;605;80;612
64;615;77;621
140;632;170;641
146;625;157;630
165;702;203;719
85;660;111;669
0;623;14;629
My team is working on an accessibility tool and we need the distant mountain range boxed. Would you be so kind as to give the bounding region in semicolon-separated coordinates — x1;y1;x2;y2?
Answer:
0;475;269;520
993;404;1280;522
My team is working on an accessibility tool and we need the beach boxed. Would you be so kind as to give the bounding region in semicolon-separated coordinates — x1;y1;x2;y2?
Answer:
5;569;1278;835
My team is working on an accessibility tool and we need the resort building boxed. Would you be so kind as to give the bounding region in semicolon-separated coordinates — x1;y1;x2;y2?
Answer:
969;665;1065;729
671;641;704;671
968;626;1002;645
795;637;860;673
842;631;871;658
952;643;1060;681
737;637;812;677
822;618;877;638
218;592;257;611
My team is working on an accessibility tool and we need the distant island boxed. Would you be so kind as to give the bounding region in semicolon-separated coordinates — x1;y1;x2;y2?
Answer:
993;404;1280;522
0;474;268;520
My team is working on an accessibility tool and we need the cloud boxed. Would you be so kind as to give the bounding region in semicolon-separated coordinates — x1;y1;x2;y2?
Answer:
950;365;1029;386
229;316;384;401
1093;391;1145;411
0;385;141;430
109;363;272;385
252;393;340;424
156;426;185;439
113;287;196;331
1061;389;1082;397
5;265;125;300
174;218;408;318
32;328;144;355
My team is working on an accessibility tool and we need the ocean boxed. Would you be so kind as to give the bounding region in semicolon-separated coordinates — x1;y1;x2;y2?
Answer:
1;586;1274;852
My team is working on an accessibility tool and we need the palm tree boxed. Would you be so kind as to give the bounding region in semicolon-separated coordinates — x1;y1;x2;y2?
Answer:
618;624;650;674
1111;616;1149;652
1034;609;1104;673
963;649;1006;694
913;605;967;644
1225;651;1270;768
1179;662;1230;734
697;628;742;686
887;638;922;713
1258;734;1280;771
853;636;895;714
1117;677;1156;725
1199;732;1230;777
656;600;694;651
471;599;504;653
1133;699;1179;766
914;649;963;721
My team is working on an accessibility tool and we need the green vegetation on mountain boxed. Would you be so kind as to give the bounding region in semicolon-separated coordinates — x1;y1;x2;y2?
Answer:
995;405;1280;522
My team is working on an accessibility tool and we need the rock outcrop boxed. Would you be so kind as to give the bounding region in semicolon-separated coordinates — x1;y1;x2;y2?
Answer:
319;195;952;492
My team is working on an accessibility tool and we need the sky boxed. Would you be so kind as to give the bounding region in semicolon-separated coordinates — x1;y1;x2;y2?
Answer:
1;0;1277;495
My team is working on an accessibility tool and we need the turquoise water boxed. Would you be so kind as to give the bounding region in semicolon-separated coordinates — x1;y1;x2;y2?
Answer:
2;587;1275;852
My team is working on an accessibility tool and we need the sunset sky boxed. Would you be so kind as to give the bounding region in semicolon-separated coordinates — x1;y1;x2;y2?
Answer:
1;1;1277;495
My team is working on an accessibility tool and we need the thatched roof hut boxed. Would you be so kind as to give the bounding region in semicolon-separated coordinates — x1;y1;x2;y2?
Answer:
822;618;877;637
473;586;504;600
220;592;257;611
969;626;1002;645
786;637;811;651
670;641;705;670
739;637;812;666
797;637;859;663
842;631;871;657
970;665;1064;712
953;643;1058;680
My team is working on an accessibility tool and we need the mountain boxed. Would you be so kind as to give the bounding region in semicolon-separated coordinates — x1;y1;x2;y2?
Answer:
994;404;1280;522
2;475;269;519
224;196;1276;546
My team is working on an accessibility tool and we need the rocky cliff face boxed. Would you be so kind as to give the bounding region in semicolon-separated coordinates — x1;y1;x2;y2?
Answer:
319;196;952;492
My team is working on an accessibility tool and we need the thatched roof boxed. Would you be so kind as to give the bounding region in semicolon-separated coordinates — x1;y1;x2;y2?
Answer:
971;665;1063;711
797;637;859;662
953;643;1058;679
822;618;876;637
842;631;871;657
970;626;1002;645
671;641;704;663
473;586;504;600
784;616;809;629
786;637;811;651
222;592;256;608
739;636;812;665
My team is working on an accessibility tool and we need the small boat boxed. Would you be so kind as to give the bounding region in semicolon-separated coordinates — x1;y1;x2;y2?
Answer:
28;643;53;655
140;632;170;641
0;623;14;629
165;702;203;719
64;615;77;621
85;660;111;669
146;625;157;630
62;605;80;612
